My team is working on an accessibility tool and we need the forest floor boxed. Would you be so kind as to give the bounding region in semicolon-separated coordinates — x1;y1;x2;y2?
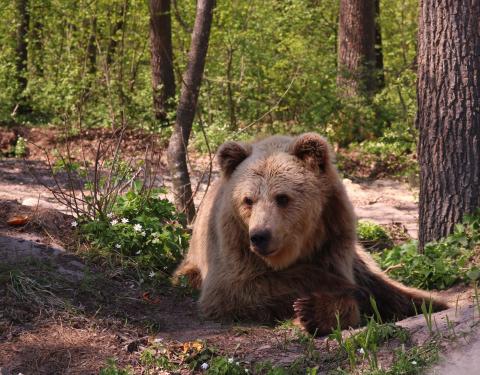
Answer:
0;126;479;374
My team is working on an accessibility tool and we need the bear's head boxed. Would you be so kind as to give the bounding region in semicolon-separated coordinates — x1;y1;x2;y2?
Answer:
218;133;343;270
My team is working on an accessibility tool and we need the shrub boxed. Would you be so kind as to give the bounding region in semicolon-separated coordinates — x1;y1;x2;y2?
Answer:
376;211;480;289
79;186;189;281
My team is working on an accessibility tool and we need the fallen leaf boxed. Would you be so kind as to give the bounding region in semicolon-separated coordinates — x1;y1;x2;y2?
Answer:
141;291;161;304
7;215;29;226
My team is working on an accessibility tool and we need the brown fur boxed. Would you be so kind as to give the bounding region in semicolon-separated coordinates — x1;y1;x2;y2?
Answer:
174;133;448;335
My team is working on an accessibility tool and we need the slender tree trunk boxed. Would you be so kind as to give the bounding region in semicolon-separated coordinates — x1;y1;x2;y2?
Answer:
15;0;29;112
106;2;128;68
87;17;97;74
226;45;237;130
31;18;43;76
337;0;377;97
417;0;480;249
167;0;215;224
374;0;384;89
149;0;176;122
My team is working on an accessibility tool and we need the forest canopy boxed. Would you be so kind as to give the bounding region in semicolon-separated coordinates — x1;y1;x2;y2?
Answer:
1;0;418;149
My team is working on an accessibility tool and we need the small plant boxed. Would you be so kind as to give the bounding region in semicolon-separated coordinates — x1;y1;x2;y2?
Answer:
420;300;434;335
14;136;27;157
329;314;409;372
357;220;393;251
207;357;248;374
140;347;178;373
385;341;439;375
377;210;480;289
99;359;133;375
79;185;189;281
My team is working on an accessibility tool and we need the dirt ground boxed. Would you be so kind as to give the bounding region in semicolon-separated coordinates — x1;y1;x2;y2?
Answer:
0;126;478;374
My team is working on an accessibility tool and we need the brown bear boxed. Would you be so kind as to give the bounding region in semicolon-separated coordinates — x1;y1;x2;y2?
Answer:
174;133;448;335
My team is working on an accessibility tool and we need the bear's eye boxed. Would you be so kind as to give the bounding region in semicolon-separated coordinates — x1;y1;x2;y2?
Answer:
243;197;254;206
275;194;290;207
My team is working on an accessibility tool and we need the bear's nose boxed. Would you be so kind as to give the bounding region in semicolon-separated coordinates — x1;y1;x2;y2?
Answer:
249;229;272;254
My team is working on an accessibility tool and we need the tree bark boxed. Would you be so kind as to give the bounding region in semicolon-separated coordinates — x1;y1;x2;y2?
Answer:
15;0;29;111
106;1;128;68
149;0;176;122
167;0;215;224
417;0;480;249
374;0;384;89
87;17;97;74
337;0;377;97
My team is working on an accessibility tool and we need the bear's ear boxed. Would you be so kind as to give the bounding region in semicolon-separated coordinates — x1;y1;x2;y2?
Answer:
217;141;252;177
289;133;330;171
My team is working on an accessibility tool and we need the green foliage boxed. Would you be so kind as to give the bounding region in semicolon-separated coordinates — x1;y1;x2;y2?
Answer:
377;211;480;289
140;348;178;372
338;128;418;180
0;0;420;150
206;357;247;375
14;136;27;158
357;220;392;250
383;342;439;375
329;315;409;373
99;359;133;375
79;186;189;280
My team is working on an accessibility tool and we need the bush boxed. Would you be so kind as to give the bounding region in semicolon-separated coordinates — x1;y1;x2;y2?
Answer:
376;211;480;289
79;186;189;281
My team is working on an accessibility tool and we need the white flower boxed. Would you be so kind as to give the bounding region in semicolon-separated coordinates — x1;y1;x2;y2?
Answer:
236;362;240;366
141;231;146;236
111;219;118;225
133;223;142;232
411;361;417;365
245;370;249;373
107;212;114;218
71;221;78;227
149;271;155;278
228;358;234;364
115;244;121;249
136;250;141;255
200;362;209;370
121;218;129;224
357;348;365;355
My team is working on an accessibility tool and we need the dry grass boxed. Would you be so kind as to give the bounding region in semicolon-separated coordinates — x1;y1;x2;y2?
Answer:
0;324;134;374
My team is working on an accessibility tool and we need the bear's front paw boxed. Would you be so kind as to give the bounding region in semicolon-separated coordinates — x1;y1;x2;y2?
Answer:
293;293;361;336
293;295;329;336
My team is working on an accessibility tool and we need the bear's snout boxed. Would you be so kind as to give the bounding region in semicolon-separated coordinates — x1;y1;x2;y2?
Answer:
249;229;272;255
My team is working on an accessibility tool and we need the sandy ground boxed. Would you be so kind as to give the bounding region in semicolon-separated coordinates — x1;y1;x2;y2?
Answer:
0;158;420;238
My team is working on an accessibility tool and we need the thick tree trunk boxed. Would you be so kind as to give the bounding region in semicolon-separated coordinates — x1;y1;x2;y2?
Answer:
337;0;377;96
149;0;176;122
15;0;29;111
167;0;215;224
417;0;480;249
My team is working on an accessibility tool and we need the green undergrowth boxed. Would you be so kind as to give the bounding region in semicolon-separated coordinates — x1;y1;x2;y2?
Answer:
376;211;480;289
328;307;440;375
337;132;417;181
79;186;189;283
357;220;394;251
99;359;133;375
